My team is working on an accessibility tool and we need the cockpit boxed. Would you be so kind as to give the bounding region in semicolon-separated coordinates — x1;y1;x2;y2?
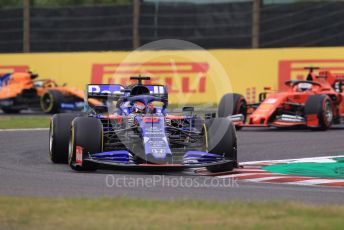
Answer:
297;82;313;92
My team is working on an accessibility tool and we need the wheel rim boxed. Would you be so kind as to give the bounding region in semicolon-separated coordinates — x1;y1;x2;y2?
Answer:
324;100;333;124
41;93;52;111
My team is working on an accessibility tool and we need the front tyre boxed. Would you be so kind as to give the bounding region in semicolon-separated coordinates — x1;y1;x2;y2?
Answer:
49;113;81;163
68;117;103;171
218;93;247;130
305;94;333;130
204;118;237;172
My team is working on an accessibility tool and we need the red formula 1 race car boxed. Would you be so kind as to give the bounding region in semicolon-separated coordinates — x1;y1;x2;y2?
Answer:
221;67;344;130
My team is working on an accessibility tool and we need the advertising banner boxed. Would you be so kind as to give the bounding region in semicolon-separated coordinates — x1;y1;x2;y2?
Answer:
1;47;343;104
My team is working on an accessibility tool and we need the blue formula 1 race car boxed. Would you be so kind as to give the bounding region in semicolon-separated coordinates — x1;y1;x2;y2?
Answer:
49;76;237;173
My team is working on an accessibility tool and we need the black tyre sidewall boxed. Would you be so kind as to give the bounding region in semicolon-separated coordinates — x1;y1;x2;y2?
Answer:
50;113;81;163
218;93;246;117
206;118;237;160
218;93;247;130
69;117;103;171
305;94;333;130
41;90;63;114
205;118;237;172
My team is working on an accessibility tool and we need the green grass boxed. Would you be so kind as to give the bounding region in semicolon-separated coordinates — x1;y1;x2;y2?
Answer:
0;196;343;230
0;116;50;129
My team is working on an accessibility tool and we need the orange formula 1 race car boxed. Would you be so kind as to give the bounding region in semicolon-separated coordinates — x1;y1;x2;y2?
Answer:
221;67;344;131
0;71;101;114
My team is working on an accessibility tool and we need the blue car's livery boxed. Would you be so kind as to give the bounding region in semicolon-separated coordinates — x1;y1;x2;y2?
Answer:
49;76;237;172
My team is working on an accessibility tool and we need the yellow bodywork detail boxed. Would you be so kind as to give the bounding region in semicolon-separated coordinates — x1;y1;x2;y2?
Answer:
203;123;208;152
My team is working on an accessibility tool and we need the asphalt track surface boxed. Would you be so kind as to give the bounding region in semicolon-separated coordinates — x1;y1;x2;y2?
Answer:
1;126;344;204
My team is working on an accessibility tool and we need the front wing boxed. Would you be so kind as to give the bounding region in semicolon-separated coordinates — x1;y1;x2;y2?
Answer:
76;149;235;170
84;158;235;170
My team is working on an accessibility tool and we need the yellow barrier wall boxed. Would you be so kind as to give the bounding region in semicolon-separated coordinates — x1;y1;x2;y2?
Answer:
1;47;344;104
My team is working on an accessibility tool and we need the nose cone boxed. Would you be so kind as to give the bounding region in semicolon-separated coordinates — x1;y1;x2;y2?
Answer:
250;115;266;125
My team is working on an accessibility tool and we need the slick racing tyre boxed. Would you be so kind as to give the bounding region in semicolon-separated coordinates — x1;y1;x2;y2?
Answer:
49;113;81;163
68;117;103;171
218;93;247;130
40;90;63;114
305;94;333;130
204;118;237;172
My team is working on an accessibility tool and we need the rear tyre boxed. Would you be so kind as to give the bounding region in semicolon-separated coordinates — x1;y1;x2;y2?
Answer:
218;93;247;130
49;113;81;163
68;117;103;171
204;118;237;172
305;94;333;130
41;90;63;114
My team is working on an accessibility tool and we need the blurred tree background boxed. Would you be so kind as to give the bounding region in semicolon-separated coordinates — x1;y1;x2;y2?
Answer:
0;0;132;8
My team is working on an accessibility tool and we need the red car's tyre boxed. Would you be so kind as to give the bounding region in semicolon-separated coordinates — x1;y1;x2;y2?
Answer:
305;94;333;130
218;93;247;130
68;117;103;171
204;118;237;172
49;113;81;163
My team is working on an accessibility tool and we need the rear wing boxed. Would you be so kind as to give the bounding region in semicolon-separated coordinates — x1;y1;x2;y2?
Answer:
332;74;344;81
87;84;168;99
317;71;344;85
87;84;124;99
145;85;168;98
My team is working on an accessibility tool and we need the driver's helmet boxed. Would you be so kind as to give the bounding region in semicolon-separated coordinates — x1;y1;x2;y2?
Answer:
33;81;44;88
147;102;155;112
297;82;312;92
133;101;146;113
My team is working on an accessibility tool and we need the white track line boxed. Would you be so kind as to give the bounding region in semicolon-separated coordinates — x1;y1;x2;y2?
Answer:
285;179;344;186
236;168;266;172
0;128;48;132
245;176;288;182
240;155;344;165
218;173;275;179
